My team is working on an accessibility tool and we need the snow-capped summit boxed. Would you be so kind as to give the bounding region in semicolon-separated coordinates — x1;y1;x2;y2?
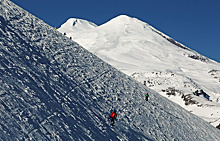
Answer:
59;18;97;33
101;15;145;27
98;15;154;37
109;14;132;21
59;15;220;126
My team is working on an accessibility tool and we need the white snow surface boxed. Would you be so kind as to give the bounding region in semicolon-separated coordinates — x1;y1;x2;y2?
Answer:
58;15;220;126
1;0;220;140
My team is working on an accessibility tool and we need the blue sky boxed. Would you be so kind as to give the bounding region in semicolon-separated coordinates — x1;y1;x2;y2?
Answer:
11;0;220;63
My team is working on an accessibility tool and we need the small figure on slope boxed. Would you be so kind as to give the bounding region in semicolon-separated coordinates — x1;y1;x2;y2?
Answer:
110;110;117;126
145;92;149;101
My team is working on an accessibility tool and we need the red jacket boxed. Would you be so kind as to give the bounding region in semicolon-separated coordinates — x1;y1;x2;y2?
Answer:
110;112;117;119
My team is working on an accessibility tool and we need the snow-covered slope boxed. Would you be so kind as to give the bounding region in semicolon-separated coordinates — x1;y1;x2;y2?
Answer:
1;0;220;140
58;15;220;126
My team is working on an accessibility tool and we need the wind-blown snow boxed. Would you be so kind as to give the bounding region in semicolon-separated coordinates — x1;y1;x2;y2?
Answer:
1;0;220;140
58;15;220;127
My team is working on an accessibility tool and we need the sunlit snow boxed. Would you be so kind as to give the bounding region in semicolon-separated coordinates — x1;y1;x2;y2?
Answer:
58;15;220;127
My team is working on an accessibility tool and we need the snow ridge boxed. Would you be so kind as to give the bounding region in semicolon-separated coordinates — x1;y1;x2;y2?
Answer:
1;0;220;140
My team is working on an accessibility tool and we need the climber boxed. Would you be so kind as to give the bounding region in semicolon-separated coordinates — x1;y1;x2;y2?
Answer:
110;110;117;126
145;92;149;101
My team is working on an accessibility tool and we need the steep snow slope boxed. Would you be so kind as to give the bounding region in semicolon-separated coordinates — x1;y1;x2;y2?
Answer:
58;15;220;126
1;0;220;140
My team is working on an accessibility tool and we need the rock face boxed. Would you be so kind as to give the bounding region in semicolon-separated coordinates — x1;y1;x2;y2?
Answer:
1;0;220;140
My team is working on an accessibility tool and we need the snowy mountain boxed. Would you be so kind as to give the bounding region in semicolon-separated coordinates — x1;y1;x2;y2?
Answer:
59;18;97;32
1;0;220;140
58;15;220;127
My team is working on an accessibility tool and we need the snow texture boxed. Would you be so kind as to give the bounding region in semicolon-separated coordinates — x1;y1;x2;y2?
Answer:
0;0;220;140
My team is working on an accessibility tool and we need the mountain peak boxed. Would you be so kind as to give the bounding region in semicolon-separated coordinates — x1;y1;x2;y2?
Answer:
112;15;133;20
106;15;143;25
59;18;97;32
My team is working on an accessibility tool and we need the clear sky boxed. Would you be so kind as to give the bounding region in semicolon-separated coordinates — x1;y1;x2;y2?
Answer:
10;0;220;63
